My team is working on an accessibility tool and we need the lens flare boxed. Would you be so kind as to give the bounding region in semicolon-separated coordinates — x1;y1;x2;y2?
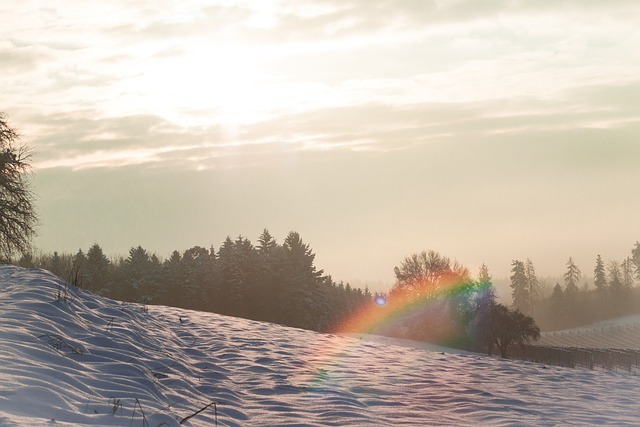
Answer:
300;278;494;394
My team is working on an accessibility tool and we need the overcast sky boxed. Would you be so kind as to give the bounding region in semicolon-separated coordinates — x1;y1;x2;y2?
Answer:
2;0;640;291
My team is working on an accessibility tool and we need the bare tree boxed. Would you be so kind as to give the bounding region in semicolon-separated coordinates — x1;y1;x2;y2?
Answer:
0;113;37;260
392;250;470;298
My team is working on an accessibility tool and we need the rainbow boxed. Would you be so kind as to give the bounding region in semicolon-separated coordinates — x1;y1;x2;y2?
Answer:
333;278;487;343
302;278;490;390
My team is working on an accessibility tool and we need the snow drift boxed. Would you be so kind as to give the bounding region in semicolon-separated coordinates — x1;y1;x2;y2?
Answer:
1;265;639;426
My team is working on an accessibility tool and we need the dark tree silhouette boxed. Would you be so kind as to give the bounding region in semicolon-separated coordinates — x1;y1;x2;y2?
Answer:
563;257;581;294
468;264;497;353
632;242;640;281
524;259;539;317
509;260;528;313
594;254;607;291
487;304;540;358
0;113;37;260
85;243;112;293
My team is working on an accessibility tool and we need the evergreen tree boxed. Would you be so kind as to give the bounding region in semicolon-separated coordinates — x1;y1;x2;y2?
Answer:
478;263;492;287
257;228;277;254
281;231;325;329
17;252;35;268
161;250;185;307
621;257;635;288
119;246;157;302
632;242;640;281
85;243;111;293
524;259;539;317
181;245;213;311
563;257;581;294
469;264;497;353
608;261;623;290
509;260;529;313
607;260;625;316
231;236;259;318
549;283;564;329
49;251;66;278
594;254;607;291
255;230;285;322
69;249;87;288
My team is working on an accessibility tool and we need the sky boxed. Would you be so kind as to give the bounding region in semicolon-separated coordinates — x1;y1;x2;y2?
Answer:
2;0;640;291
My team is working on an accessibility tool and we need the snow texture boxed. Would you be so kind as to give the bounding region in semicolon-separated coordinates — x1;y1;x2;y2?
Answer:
1;265;639;426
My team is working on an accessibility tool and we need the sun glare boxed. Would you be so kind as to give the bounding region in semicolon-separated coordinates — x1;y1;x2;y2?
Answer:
126;45;272;128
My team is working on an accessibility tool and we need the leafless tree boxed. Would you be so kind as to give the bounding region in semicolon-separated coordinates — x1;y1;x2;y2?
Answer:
0;113;37;260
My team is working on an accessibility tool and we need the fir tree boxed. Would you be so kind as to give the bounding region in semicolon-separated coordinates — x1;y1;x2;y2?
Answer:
593;254;607;291
85;243;111;293
525;259;539;317
549;283;564;329
563;257;581;294
621;257;635;288
509;260;529;313
632;242;640;282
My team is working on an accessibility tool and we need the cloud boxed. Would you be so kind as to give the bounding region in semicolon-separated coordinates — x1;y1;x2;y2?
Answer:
21;75;640;175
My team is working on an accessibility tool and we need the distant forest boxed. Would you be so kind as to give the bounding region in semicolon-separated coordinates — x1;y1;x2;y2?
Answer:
9;230;640;342
508;243;640;331
13;229;372;333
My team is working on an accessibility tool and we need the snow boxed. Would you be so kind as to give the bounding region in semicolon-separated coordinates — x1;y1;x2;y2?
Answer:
1;265;639;426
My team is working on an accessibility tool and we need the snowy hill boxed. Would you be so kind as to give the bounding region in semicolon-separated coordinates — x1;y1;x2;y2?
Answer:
1;265;640;426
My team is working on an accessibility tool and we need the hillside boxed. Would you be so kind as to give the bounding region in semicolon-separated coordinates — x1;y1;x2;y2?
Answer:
1;265;639;426
538;316;640;350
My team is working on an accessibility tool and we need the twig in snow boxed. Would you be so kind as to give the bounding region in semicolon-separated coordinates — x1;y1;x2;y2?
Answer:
180;401;220;426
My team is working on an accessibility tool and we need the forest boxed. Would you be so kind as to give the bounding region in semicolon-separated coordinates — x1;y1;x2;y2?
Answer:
508;244;640;331
11;229;373;333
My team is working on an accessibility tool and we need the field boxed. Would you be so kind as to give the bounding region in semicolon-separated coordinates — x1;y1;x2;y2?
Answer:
1;265;639;426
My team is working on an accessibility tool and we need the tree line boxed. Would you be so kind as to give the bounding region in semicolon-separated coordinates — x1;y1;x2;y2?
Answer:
509;242;640;331
18;244;541;357
14;229;372;332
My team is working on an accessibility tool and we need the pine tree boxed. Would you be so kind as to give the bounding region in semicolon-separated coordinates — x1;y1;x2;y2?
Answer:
478;263;492;287
608;261;623;290
120;246;157;302
282;231;325;330
525;259;539;317
85;243;111;293
68;249;87;288
563;257;581;294
632;242;640;282
49;251;66;278
549;283;564;329
182;245;215;311
509;260;529;313
621;257;635;288
162;250;185;307
469;264;497;353
594;254;607;291
607;260;625;316
257;228;277;254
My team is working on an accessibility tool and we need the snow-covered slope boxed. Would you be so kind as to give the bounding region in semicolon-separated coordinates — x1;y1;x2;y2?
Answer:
539;315;640;350
1;265;639;426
